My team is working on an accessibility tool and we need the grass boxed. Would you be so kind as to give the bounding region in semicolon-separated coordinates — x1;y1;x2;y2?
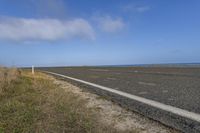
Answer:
0;68;134;133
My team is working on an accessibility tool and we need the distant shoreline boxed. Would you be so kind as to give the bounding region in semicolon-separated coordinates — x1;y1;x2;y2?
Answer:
20;63;200;68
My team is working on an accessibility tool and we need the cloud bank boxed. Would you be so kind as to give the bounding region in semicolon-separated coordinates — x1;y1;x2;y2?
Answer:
96;16;125;33
0;17;95;42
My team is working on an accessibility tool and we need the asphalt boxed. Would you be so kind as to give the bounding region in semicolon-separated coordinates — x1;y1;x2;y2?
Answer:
39;66;200;133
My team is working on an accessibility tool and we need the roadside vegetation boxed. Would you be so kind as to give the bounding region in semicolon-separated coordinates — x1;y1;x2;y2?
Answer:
0;67;136;133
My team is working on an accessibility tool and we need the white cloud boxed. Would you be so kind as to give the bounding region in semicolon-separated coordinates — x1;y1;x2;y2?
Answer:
123;5;150;13
30;0;67;18
96;16;125;33
0;17;95;42
135;6;150;12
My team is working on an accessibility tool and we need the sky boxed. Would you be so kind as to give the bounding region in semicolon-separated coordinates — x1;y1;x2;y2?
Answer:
0;0;200;67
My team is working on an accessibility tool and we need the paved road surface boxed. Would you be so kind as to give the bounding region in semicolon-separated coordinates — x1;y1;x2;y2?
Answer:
39;67;200;132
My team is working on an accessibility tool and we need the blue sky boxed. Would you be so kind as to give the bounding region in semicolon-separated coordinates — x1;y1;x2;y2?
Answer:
0;0;200;67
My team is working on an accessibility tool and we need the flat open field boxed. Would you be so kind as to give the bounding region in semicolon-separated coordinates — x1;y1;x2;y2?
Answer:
39;66;200;114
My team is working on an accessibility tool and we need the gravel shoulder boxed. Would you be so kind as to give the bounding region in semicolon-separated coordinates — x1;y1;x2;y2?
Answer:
52;75;179;133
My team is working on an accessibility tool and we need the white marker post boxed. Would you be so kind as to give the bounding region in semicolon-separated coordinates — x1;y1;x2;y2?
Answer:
32;65;34;75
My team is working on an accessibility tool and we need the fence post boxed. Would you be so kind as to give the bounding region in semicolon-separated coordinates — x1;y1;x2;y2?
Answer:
32;65;34;75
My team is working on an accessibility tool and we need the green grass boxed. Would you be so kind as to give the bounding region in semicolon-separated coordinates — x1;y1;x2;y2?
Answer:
0;70;135;133
0;76;40;133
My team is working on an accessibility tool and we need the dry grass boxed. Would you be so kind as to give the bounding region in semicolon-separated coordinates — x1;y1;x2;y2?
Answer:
0;69;133;133
0;67;20;94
